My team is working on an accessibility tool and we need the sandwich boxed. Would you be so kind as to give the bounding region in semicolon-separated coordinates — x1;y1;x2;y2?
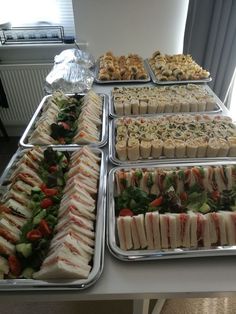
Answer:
130;214;147;249
117;216;133;250
221;211;236;245
145;211;161;250
160;213;177;249
188;211;211;248
206;212;227;246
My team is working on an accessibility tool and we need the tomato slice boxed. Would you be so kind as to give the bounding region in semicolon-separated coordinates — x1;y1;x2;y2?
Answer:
40;198;54;208
43;188;58;197
119;208;134;217
211;190;220;201
8;255;21;277
150;196;163;207
39;219;52;237
26;229;42;241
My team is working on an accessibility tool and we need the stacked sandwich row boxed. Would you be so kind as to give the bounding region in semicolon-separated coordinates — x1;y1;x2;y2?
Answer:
112;84;216;115
117;211;236;250
0;146;100;279
114;165;236;250
29;90;103;145
34;147;100;280
115;115;236;161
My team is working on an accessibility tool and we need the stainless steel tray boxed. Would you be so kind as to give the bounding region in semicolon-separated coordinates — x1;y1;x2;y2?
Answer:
107;161;236;261
0;147;107;290
19;93;108;148
145;60;212;85
109;84;222;118
109;115;236;166
94;60;151;84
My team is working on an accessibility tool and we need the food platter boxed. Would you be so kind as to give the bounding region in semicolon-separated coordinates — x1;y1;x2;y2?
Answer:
19;92;108;148
109;84;222;118
109;114;236;165
0;147;107;290
94;61;151;84
145;60;212;85
107;161;236;261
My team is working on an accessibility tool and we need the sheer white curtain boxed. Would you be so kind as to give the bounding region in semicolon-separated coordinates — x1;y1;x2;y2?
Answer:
1;0;75;36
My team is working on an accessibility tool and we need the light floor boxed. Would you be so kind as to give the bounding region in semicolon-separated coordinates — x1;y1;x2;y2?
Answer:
1;298;236;314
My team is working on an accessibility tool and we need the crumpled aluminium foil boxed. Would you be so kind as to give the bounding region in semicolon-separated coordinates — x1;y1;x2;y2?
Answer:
54;48;95;69
45;48;95;94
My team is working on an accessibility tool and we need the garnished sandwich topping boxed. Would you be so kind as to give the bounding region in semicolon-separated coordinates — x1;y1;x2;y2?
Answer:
115;166;236;251
29;90;103;145
0;146;100;280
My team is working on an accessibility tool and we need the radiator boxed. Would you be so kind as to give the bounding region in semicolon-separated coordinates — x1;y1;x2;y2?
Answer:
0;63;52;134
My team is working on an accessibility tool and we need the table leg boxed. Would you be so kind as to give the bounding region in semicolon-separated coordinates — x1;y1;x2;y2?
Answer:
133;299;150;314
151;299;166;314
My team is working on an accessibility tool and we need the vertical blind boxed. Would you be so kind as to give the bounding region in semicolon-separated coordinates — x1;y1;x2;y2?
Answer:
1;0;75;36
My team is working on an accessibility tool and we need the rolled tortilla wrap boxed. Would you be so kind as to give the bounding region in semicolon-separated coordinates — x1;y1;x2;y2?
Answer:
116;140;127;161
127;138;140;161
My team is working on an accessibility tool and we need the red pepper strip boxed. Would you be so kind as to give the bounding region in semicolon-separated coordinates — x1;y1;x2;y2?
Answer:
119;208;134;217
40;198;54;208
8;255;22;277
26;229;42;242
150;196;163;207
39;219;52;236
43;188;58;197
211;190;220;201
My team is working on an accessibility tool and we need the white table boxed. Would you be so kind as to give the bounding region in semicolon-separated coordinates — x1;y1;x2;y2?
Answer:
0;83;233;314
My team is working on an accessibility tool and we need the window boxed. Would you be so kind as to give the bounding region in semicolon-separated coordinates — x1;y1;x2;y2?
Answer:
1;0;75;36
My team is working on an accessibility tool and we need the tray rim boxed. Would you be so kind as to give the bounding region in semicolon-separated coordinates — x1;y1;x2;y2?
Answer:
19;93;109;149
109;84;223;118
107;160;236;261
145;59;212;85
108;115;236;166
94;59;151;84
0;147;107;290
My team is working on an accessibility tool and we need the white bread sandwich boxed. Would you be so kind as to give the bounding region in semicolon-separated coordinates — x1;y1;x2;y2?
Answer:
188;211;211;248
130;214;147;249
206;212;227;246
160;213;177;249
221;211;236;245
117;216;133;250
0;235;15;255
145;211;161;250
33;245;91;280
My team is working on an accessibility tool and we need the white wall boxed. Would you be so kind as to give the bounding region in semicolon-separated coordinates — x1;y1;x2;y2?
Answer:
72;0;189;58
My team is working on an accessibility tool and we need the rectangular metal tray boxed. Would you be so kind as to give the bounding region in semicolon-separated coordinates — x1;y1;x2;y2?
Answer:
94;60;151;84
109;84;222;118
19;93;108;148
0;147;107;290
109;114;236;166
107;161;236;261
145;59;212;85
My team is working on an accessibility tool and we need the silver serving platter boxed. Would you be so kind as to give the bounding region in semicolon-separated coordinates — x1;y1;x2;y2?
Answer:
0;147;107;290
19;93;108;148
94;60;151;84
107;161;236;261
109;84;222;118
109;114;236;166
145;60;212;85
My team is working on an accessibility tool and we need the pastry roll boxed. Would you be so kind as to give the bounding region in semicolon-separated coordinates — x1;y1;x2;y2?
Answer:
206;138;220;157
139;100;148;114
189;98;198;112
206;97;215;111
163;139;175;158
198;99;206;112
164;102;173;113
175;139;186;158
116;140;127;161
147;99;157;114
156;101;165;113
114;101;124;115
217;138;229;156
124;101;131;115
131;99;139;115
127;138;140;161
172;101;181;113
180;101;190;112
196;137;207;157
140;140;152;158
228;137;236;156
186;139;198;158
151;139;163;158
